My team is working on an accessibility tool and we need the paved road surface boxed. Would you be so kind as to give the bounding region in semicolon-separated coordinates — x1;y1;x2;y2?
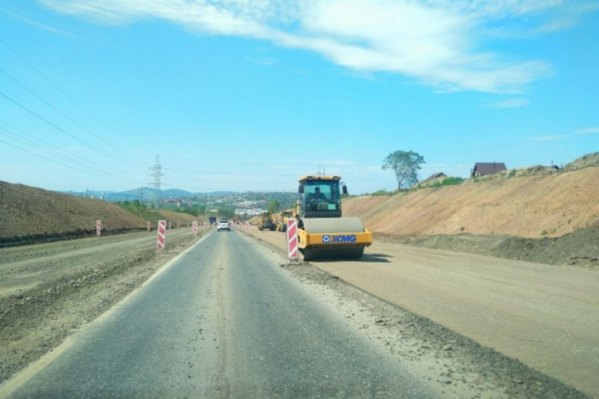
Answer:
6;231;438;398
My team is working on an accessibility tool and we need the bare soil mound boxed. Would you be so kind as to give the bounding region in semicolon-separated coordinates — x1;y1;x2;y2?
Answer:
344;167;599;239
377;227;599;269
563;152;599;172
155;210;199;226
0;181;144;240
0;182;202;247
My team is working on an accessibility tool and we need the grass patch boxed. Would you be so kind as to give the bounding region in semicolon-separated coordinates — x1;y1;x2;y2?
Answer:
428;177;464;188
371;189;393;196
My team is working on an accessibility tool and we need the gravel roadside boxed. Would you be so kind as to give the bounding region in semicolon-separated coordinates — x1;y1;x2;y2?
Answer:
0;229;207;383
248;237;589;399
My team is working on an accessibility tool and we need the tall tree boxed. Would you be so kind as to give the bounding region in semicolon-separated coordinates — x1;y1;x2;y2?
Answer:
268;199;280;213
382;150;425;190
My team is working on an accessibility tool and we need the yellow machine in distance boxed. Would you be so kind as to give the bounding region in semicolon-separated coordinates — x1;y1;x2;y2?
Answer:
258;212;276;231
277;209;295;232
295;176;372;260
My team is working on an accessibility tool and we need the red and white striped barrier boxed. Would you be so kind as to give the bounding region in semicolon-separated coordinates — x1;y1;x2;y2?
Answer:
96;220;101;237
157;220;166;249
193;221;198;236
147;221;151;232
245;221;250;234
286;219;299;260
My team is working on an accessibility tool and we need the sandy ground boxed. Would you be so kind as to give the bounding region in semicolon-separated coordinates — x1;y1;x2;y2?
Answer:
245;224;599;398
342;167;599;238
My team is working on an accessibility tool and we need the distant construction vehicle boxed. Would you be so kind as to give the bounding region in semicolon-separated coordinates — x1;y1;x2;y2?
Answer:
276;209;295;232
295;176;372;260
258;212;276;231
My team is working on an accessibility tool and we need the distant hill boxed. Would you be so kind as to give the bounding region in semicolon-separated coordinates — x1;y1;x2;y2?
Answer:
114;187;194;200
194;191;238;196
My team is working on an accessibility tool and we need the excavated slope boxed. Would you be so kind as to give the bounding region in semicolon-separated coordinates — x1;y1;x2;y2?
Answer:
0;181;198;240
343;167;599;238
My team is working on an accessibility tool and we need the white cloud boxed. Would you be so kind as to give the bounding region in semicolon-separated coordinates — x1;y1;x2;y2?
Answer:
529;134;569;141
485;98;530;108
535;2;599;33
40;0;591;92
575;127;599;135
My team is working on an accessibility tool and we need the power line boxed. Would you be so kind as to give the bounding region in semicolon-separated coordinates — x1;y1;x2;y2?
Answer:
0;137;142;184
0;123;147;180
162;166;298;177
0;66;147;170
0;37;150;157
0;91;149;174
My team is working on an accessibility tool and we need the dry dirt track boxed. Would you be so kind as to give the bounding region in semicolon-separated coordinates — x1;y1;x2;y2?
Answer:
244;224;599;398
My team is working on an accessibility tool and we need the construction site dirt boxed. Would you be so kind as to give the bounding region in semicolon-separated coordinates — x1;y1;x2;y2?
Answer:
246;223;599;398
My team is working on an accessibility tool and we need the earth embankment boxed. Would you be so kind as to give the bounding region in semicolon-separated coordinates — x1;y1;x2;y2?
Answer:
343;167;599;238
0;181;200;246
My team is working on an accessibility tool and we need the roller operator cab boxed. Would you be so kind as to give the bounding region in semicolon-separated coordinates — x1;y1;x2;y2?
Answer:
296;176;372;261
298;176;346;218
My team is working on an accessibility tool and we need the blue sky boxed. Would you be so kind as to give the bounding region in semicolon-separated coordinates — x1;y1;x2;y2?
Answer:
1;0;598;194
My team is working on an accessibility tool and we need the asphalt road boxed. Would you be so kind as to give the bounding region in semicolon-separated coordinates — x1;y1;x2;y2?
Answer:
7;230;438;398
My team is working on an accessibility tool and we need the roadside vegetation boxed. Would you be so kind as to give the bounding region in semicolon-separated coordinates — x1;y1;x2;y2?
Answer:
382;150;425;190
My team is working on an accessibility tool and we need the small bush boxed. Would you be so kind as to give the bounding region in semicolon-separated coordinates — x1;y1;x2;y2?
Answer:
429;177;464;188
371;189;391;196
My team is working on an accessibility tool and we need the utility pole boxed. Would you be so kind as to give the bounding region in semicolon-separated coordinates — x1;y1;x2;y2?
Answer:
149;155;164;208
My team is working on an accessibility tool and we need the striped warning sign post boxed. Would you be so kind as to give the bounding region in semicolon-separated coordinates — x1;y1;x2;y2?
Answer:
245;221;250;234
147;221;151;232
286;219;299;260
157;220;166;249
193;221;198;236
96;220;101;237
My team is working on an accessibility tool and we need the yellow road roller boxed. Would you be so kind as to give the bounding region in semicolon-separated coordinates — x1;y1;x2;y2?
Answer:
295;176;372;260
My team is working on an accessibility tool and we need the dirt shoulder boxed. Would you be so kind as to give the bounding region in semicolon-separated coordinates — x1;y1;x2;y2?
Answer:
279;260;589;399
375;227;599;269
246;225;599;398
0;228;210;383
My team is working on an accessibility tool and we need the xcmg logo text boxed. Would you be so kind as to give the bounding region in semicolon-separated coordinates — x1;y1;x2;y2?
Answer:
322;234;357;243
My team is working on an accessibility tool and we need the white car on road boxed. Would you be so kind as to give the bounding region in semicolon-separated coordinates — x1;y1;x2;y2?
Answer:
217;219;230;232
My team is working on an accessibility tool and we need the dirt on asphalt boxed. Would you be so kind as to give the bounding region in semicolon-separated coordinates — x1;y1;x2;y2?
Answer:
0;228;206;384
